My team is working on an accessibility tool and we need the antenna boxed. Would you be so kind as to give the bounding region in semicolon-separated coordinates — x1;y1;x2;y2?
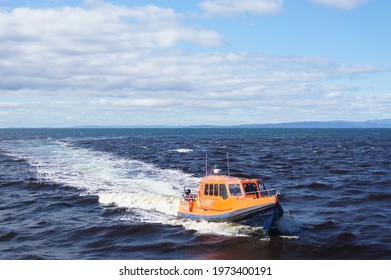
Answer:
205;151;208;176
227;152;230;176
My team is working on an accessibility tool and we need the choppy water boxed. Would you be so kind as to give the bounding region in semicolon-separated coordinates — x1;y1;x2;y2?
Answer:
0;128;390;259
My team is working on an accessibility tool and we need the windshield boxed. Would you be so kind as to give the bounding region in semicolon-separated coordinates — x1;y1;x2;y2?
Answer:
228;184;242;196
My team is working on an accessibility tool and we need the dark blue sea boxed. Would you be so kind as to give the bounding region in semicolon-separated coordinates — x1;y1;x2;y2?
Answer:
1;128;390;260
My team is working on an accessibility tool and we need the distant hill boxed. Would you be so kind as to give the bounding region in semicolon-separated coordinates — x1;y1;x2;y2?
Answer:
232;119;391;128
72;119;391;129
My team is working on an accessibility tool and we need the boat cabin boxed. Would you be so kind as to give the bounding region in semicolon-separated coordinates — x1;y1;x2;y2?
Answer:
183;169;274;206
199;175;267;200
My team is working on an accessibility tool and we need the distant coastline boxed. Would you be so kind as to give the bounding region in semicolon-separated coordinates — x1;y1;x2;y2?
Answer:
71;119;391;129
2;119;391;129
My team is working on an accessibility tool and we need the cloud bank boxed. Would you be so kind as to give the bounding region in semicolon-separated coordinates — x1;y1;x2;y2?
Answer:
0;1;388;127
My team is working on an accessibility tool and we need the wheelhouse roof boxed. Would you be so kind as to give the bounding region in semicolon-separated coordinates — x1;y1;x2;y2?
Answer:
200;175;259;183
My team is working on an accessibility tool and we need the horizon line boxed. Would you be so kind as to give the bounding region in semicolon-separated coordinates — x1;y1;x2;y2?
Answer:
1;118;391;129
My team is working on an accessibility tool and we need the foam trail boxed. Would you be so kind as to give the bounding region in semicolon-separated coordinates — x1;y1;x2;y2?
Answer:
99;192;180;216
3;139;198;201
4;140;198;195
176;221;266;237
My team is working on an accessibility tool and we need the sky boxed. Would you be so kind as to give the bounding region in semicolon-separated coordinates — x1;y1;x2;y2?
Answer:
0;0;390;127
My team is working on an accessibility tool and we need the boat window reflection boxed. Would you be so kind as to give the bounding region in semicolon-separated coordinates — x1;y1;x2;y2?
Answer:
213;184;219;196
209;184;214;195
228;184;242;196
220;184;228;200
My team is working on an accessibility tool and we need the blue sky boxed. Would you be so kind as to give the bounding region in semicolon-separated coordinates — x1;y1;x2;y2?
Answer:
0;0;390;127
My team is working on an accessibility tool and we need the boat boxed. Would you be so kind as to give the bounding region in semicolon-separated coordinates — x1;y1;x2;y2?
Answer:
177;168;284;234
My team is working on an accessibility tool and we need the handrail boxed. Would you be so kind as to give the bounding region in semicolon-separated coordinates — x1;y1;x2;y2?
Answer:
260;189;278;197
244;189;278;197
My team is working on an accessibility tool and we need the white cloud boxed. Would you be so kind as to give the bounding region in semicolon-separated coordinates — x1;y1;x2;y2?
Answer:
198;0;283;16
0;3;223;53
310;0;369;10
91;98;176;108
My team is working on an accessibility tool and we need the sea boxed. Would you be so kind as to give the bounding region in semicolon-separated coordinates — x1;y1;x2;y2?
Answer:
0;128;390;260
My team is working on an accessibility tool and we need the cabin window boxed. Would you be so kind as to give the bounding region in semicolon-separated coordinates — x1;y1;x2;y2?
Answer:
243;183;258;194
209;184;214;196
204;183;223;197
213;184;219;196
228;184;242;196
204;184;209;195
220;184;228;199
